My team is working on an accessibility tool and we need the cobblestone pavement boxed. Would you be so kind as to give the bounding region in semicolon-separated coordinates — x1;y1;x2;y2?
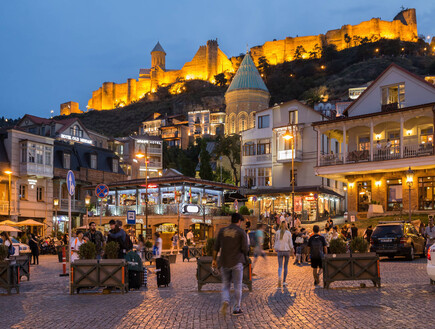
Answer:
0;254;434;329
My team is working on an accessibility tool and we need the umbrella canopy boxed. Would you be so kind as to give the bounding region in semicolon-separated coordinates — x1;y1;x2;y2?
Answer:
18;219;44;226
0;225;21;232
0;220;19;226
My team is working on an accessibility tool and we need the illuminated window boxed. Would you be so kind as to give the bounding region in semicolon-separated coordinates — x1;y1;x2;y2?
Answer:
258;167;272;187
239;113;247;132
257;139;271;155
357;181;371;212
420;127;433;144
243;142;256;156
358;136;370;151
381;83;405;108
244;168;256;188
20;185;28;200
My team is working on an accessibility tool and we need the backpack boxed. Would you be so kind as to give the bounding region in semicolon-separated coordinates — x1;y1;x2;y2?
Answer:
124;236;133;252
8;244;16;257
310;235;324;259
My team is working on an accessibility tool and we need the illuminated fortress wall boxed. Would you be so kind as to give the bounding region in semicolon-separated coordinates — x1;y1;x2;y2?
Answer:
84;9;417;112
250;9;417;64
87;40;233;111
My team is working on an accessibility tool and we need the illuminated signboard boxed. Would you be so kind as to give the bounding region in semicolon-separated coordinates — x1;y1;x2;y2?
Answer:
182;204;200;214
136;139;162;145
60;134;93;145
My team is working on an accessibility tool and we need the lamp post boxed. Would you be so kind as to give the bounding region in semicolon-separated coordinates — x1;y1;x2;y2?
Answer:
53;198;59;235
406;167;414;221
84;195;91;228
201;195;207;240
175;191;181;237
136;146;149;238
283;127;295;227
4;170;12;218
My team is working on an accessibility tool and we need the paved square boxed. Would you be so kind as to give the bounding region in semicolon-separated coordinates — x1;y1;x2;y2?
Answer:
0;254;434;328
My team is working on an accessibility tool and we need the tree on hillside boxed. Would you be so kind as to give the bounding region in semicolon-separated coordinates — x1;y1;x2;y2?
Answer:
301;86;328;107
214;134;241;186
214;165;234;185
344;33;352;48
199;140;214;181
294;45;306;60
214;73;227;86
309;44;322;59
257;56;271;76
321;44;338;61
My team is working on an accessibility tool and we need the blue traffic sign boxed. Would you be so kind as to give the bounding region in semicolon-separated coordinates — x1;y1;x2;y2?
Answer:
252;196;258;202
127;210;136;225
95;184;109;199
67;170;75;196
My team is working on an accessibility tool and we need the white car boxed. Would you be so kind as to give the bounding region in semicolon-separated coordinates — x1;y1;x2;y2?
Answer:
428;244;435;285
1;237;31;256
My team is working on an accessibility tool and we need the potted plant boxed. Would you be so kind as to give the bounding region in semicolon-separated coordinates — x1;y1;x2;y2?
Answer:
70;242;127;294
0;245;19;294
323;237;380;288
196;238;252;292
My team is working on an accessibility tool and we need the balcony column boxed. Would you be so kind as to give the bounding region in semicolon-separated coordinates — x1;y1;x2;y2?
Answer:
342;125;347;164
316;128;321;166
370;120;374;161
400;116;404;158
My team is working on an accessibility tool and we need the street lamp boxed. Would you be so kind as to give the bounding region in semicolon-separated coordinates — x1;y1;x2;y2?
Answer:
201;195;207;240
4;170;12;218
136;148;149;238
85;195;91;228
406;167;414;221
175;191;181;238
283;128;295;227
53;198;59;235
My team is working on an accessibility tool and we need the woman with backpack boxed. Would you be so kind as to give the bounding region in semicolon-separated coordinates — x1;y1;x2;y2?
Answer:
1;231;15;258
274;221;294;288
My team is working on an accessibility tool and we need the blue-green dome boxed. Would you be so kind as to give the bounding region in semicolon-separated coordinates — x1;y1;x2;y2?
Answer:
226;53;269;93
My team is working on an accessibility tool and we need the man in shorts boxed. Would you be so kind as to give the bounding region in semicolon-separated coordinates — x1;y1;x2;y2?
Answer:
252;223;267;274
307;225;327;286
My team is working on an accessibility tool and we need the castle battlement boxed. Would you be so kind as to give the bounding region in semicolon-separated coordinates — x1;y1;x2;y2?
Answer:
75;9;418;114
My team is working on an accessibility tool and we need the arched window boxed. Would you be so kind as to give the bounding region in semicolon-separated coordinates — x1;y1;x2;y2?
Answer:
239;112;247;132
249;112;255;129
229;114;236;134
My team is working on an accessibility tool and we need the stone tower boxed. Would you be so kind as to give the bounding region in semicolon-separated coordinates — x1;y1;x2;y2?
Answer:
151;41;166;70
206;39;218;80
225;53;270;135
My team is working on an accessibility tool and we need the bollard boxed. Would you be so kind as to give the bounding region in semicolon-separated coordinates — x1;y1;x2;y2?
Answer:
59;246;69;277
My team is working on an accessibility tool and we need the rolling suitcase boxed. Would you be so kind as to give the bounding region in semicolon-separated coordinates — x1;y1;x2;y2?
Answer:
128;270;142;289
156;257;171;287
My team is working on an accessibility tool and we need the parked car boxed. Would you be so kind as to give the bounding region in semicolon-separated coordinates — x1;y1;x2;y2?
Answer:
0;237;31;256
370;221;425;260
427;244;435;285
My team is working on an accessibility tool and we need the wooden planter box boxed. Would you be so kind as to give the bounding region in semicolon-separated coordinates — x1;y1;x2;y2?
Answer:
196;256;252;292
71;259;127;294
13;255;31;281
323;252;381;288
0;261;20;294
162;253;177;264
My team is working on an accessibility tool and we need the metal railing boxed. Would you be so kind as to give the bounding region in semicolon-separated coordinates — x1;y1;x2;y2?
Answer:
319;143;434;166
98;204;222;217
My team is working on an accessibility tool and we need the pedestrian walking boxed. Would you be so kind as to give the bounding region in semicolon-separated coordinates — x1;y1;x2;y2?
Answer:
153;232;162;259
28;233;40;265
84;222;104;259
252;223;267;274
307;225;327;286
363;225;373;244
213;213;248;316
274;221;294;288
138;234;145;260
186;229;194;244
170;231;179;254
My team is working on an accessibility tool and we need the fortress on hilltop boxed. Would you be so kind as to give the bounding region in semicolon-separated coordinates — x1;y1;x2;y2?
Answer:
63;9;418;114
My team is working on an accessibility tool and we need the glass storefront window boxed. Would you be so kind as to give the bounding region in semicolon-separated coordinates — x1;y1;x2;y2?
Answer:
357;181;372;212
420;127;433;145
387;179;403;211
419;177;435;210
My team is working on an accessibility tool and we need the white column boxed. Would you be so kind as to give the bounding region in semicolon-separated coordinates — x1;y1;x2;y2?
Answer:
370;120;374;161
400;116;404;158
317;128;321;166
342;125;347;164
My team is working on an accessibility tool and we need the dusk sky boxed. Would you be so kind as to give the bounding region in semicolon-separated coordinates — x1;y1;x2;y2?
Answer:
1;0;434;119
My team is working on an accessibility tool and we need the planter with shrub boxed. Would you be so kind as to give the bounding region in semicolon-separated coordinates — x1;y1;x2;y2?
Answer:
0;245;20;294
323;237;380;288
71;241;127;294
196;238;252;292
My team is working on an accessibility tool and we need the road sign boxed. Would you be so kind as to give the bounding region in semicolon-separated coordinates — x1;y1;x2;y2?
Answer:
127;210;136;225
252;196;258;203
95;184;109;198
67;170;75;196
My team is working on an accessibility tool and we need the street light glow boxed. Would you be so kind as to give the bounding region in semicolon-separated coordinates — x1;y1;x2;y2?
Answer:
4;170;12;175
135;152;145;159
283;129;293;140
